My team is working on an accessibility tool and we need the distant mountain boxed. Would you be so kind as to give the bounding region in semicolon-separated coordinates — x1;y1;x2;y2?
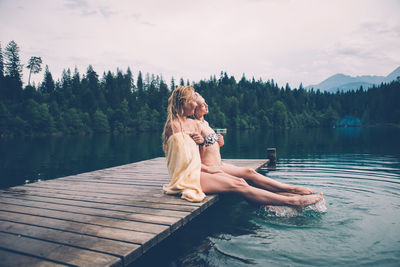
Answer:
385;66;400;82
306;66;400;93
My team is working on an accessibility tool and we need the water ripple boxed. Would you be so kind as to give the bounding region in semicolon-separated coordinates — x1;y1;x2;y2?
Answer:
249;154;400;266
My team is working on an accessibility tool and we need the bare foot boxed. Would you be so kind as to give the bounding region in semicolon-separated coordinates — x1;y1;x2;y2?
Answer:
289;185;315;195
265;205;283;211
291;192;323;208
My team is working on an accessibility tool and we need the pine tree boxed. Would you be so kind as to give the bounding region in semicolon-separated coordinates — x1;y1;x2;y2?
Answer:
0;42;4;79
26;56;42;86
170;77;175;90
4;40;23;87
72;67;80;96
145;73;151;88
61;68;72;97
41;65;55;94
125;67;134;94
137;71;144;100
82;65;100;112
86;65;99;96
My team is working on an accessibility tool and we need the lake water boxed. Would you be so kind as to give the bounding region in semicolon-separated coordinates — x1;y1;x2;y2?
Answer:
1;127;400;266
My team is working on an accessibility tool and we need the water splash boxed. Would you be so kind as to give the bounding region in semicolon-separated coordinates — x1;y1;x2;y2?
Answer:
258;197;327;218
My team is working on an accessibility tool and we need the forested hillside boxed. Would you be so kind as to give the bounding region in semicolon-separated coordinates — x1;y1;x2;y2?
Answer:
1;41;399;136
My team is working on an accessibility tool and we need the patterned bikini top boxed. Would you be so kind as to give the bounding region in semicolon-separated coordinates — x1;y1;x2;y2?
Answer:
200;132;219;147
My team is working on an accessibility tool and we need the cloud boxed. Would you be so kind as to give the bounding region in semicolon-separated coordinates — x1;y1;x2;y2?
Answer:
64;0;89;10
64;0;96;16
359;21;400;37
129;13;155;27
64;0;117;18
335;47;361;56
318;18;400;78
99;6;116;18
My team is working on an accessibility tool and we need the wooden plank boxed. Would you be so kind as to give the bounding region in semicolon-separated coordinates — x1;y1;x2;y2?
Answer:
0;203;169;235
0;194;210;227
3;185;212;207
0;220;141;264
0;211;156;250
8;193;211;224
0;188;199;212
28;180;165;190
0;248;69;267
56;178;170;186
20;184;170;200
18;184;194;205
0;232;122;267
74;172;170;177
60;174;170;181
0;194;192;218
23;181;170;194
0;198;183;230
20;184;219;213
1;186;212;208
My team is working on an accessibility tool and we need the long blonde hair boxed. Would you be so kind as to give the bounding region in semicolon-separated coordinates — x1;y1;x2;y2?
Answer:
162;86;195;152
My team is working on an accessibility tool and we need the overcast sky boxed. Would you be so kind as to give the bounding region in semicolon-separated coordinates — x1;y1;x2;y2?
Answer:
1;0;399;88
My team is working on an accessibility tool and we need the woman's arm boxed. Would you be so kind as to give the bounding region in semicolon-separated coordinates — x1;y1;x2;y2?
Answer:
217;134;224;147
189;120;205;145
190;132;204;145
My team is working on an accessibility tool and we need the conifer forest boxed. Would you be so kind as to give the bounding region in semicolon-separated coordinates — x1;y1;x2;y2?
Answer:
0;40;399;136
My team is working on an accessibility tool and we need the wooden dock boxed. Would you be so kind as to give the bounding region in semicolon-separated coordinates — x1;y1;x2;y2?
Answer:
0;157;267;266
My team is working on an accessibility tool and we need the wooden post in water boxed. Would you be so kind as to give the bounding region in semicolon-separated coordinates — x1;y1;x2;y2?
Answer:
267;148;277;169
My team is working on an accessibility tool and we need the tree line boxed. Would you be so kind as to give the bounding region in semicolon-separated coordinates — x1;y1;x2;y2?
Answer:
0;40;399;137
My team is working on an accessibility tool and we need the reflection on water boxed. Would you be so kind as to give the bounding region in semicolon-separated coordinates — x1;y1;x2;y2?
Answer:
0;133;163;188
1;127;399;188
1;127;400;266
223;127;400;159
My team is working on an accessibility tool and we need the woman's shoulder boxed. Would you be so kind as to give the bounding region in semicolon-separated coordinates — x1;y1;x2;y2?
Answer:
190;119;204;134
169;120;182;133
199;120;212;131
190;118;201;126
164;120;180;140
169;119;197;134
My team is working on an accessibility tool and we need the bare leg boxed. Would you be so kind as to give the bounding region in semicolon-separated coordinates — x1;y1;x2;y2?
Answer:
200;171;323;207
275;192;299;197
266;192;302;210
220;163;314;195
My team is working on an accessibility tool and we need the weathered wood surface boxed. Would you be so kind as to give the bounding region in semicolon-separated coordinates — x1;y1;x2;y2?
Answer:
0;157;267;266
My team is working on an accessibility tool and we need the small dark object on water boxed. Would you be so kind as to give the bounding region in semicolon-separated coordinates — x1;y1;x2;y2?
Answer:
267;148;276;169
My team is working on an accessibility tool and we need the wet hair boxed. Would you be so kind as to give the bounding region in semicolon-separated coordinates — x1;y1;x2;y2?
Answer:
162;86;195;152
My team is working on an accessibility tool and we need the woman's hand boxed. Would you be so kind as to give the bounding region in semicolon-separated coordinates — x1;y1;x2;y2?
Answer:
217;134;224;147
190;133;204;145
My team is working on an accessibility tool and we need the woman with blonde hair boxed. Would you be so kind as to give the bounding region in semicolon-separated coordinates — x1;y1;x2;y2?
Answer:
163;87;323;207
162;86;206;202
